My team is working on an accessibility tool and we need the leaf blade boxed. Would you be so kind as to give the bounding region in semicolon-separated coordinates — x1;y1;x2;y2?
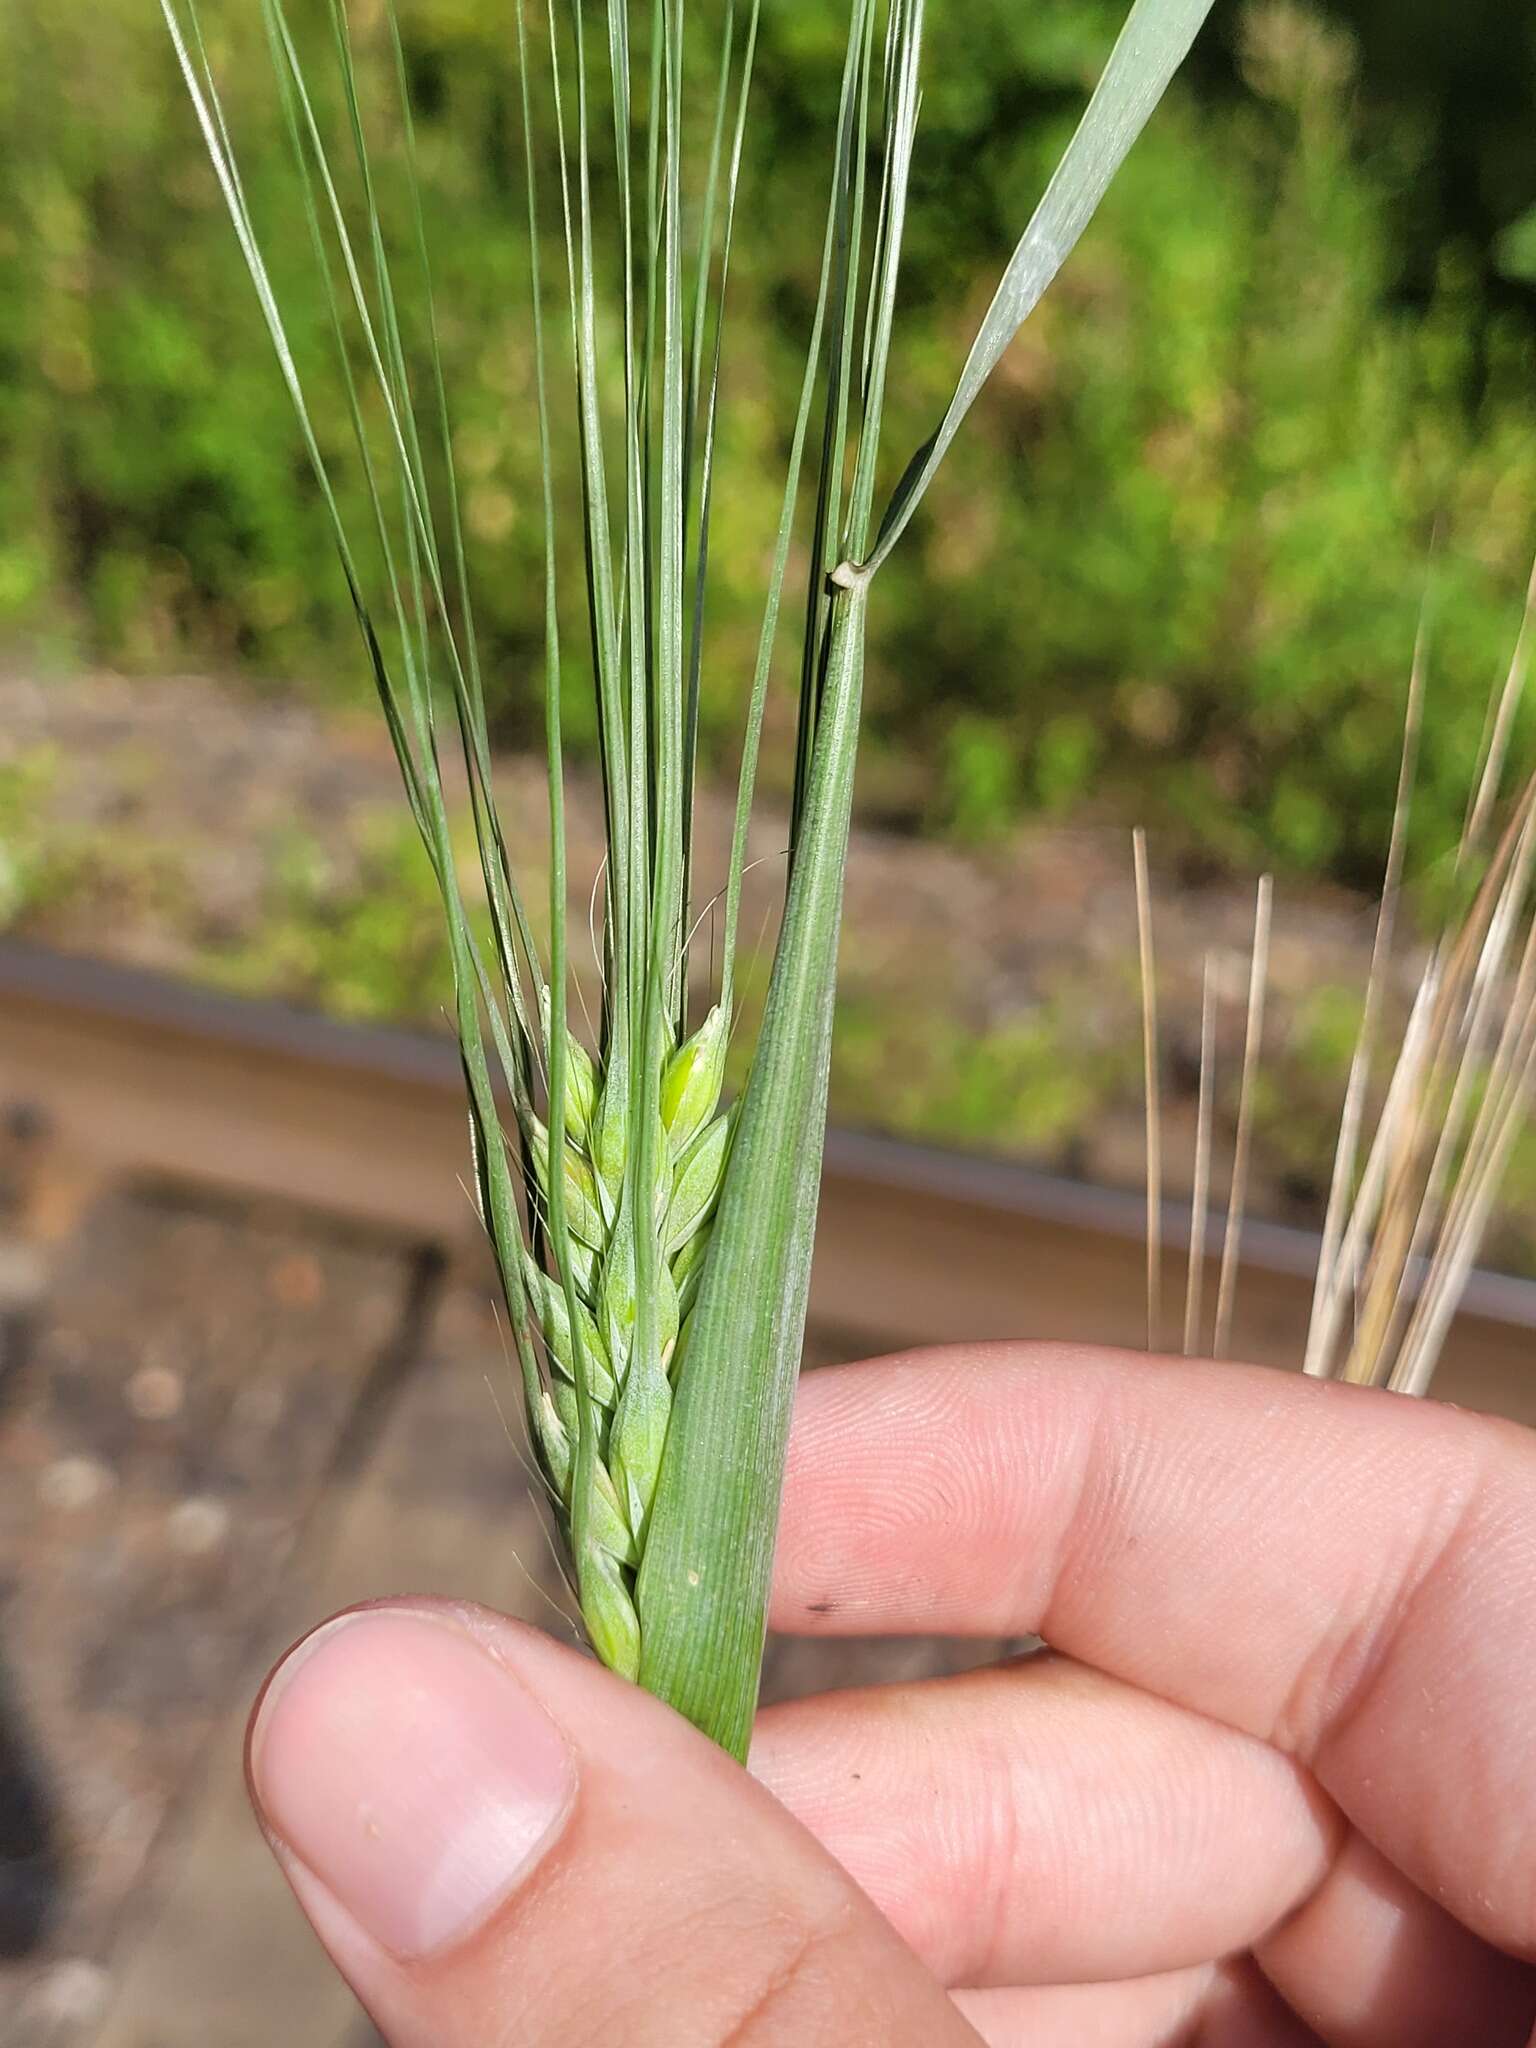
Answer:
856;0;1217;580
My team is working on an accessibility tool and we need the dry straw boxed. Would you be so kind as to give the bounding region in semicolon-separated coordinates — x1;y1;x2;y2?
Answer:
1140;569;1536;1391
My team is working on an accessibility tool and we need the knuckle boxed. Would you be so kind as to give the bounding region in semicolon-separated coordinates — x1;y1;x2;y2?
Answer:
697;1892;865;2048
1280;1448;1492;1759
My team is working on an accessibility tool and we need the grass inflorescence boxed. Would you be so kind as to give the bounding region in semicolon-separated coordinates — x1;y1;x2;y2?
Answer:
164;0;1214;1751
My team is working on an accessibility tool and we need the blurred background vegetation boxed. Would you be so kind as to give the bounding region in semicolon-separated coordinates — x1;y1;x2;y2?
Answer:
1;0;1534;883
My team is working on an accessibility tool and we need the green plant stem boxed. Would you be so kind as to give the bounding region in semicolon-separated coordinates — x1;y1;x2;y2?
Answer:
638;580;868;1757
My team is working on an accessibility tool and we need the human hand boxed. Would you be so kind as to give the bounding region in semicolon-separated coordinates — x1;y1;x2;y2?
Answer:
246;1344;1536;2044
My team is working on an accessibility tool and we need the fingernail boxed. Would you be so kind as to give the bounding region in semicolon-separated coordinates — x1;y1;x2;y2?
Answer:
249;1606;575;1959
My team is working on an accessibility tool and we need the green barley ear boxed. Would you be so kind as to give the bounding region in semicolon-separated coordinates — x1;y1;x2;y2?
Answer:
165;0;1214;1757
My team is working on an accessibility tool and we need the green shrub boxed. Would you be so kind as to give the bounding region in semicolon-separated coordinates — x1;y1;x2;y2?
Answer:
865;3;1536;876
2;0;1534;885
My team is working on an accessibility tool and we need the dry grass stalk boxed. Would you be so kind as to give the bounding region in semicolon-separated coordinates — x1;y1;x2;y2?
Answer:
1145;573;1536;1395
1134;827;1163;1349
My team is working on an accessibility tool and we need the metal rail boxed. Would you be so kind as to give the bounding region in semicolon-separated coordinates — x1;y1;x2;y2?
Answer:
3;937;1532;1417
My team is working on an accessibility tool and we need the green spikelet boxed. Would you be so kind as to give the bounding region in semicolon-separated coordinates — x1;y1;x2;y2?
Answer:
661;1003;729;1152
540;988;598;1146
524;1010;731;1667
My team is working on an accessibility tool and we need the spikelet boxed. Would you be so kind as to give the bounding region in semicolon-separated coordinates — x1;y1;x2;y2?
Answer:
527;1009;731;1673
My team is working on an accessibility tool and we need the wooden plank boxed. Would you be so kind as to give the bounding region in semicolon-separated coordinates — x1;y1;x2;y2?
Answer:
808;1167;1536;1426
6;942;1534;1424
1;946;475;1248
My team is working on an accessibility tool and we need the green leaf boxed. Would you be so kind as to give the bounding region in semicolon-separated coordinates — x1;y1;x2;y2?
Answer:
637;581;871;1758
857;0;1218;580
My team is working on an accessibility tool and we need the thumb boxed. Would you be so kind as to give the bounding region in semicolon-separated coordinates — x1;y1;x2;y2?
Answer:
246;1599;975;2047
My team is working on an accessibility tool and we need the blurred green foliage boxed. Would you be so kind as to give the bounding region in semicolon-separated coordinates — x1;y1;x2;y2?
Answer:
1;0;1534;883
205;817;459;1020
0;746;63;920
831;984;1129;1156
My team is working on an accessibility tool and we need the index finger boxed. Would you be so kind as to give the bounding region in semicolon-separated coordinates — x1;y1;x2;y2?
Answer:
772;1343;1536;1960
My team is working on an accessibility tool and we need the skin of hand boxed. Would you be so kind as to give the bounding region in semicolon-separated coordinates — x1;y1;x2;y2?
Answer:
245;1343;1536;2046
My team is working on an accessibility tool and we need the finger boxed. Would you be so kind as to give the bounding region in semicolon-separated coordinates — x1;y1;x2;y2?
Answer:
1255;1830;1536;2047
751;1653;1337;1987
247;1600;979;2048
952;1964;1212;2046
774;1343;1536;1957
955;1961;1316;2048
1187;1958;1329;2046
